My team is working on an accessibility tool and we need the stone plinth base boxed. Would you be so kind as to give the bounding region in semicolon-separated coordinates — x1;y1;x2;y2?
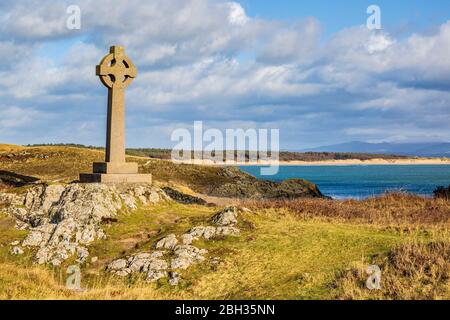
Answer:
80;173;152;184
93;162;138;174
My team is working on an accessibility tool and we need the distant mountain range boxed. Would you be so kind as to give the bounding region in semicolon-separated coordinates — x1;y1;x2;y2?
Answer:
300;141;450;157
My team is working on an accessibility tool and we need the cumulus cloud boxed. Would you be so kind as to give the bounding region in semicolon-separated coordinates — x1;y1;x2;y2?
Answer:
0;0;449;148
0;1;73;41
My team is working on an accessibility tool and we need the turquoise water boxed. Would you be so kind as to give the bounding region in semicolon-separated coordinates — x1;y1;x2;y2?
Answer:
239;165;450;199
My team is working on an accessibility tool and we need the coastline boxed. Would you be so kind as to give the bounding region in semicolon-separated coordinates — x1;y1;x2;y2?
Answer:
173;158;450;166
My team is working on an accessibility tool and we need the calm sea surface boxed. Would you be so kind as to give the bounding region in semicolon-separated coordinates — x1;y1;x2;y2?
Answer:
239;165;450;199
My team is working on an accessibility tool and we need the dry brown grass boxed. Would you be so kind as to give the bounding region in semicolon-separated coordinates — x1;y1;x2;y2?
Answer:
243;193;450;227
335;241;450;300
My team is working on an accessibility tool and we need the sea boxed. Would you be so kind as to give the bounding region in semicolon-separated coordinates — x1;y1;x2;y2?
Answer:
239;165;450;199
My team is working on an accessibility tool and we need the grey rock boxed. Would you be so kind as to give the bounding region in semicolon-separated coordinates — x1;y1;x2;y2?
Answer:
189;226;217;240
11;246;24;255
0;192;24;207
108;251;168;278
146;270;167;282
216;226;240;237
148;258;168;271
76;246;89;263
36;247;52;264
108;259;128;271
129;254;152;272
155;234;178;250
169;272;180;286
22;230;45;247
5;183;166;265
150;251;165;259
120;193;137;210
171;245;208;270
40;184;65;212
51;258;62;267
181;233;193;245
211;206;238;226
115;269;131;277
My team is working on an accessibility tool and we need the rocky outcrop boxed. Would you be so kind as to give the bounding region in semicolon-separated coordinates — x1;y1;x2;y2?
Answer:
162;187;207;205
0;170;40;189
107;206;241;285
211;206;238;226
209;167;324;199
1;179;246;286
1;183;168;266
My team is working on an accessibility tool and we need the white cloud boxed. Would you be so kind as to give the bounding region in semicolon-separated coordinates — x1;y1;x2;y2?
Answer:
0;1;72;41
0;1;450;147
0;105;48;129
226;2;249;26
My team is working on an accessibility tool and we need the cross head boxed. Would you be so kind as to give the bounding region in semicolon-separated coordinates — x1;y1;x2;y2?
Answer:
96;46;137;90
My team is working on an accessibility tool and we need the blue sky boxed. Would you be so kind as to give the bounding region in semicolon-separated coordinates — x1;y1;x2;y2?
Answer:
1;0;450;149
243;0;450;34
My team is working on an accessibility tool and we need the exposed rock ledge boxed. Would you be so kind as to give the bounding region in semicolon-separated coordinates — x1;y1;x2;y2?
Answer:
0;183;168;266
107;206;241;285
0;183;245;285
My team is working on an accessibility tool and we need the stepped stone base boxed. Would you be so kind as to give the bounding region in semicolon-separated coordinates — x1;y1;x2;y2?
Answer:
80;173;152;184
93;162;138;174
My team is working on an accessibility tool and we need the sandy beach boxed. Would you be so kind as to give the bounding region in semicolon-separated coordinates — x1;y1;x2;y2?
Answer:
174;158;450;166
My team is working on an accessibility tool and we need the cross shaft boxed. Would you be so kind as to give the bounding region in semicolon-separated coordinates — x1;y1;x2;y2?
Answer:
96;46;137;170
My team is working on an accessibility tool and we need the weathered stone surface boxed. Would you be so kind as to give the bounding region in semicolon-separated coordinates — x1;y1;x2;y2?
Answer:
169;272;180;286
3;183;165;265
108;259;128;271
216;226;240;237
211;206;238;226
162;187;207;205
147;270;167;282
0;192;24;207
107;206;243;285
80;173;152;184
77;246;90;263
120;193;137;210
189;226;217;240
11;246;24;255
171;245;208;270
181;233;193;245
108;251;168;278
210;167;324;199
155;234;178;250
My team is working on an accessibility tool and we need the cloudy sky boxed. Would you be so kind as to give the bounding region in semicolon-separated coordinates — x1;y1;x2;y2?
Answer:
1;0;450;149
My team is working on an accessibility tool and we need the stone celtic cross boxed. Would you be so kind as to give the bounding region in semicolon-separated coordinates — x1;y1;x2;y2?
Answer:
80;46;152;184
96;46;137;164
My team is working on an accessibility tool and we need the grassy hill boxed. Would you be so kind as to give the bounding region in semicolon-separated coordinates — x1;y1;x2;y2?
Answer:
26;144;409;161
0;144;449;300
0;144;322;198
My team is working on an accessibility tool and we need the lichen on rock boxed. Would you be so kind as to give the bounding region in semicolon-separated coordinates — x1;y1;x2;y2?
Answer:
106;206;243;285
1;183;167;266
